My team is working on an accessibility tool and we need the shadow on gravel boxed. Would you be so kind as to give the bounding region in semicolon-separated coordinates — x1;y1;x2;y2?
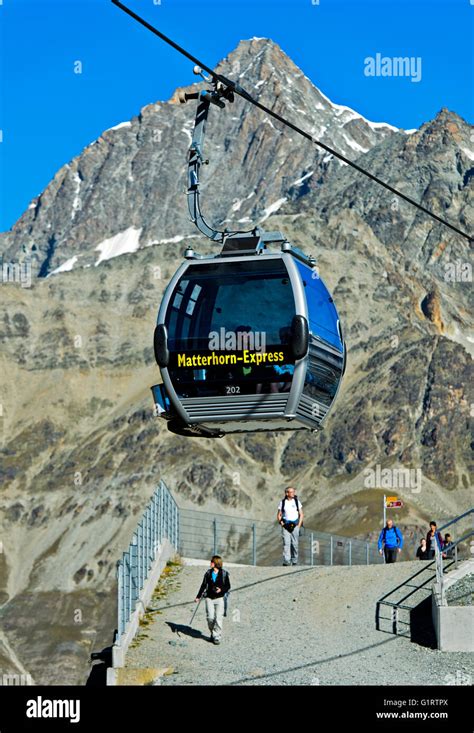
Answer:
166;621;208;641
410;596;437;649
230;636;398;685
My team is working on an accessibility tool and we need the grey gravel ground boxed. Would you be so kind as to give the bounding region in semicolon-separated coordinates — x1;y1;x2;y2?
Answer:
446;574;473;607
125;561;473;686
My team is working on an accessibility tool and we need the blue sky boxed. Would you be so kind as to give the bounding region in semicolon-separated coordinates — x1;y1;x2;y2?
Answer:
0;0;472;231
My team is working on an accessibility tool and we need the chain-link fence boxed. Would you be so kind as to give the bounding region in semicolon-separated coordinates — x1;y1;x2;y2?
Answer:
116;481;179;637
178;507;383;567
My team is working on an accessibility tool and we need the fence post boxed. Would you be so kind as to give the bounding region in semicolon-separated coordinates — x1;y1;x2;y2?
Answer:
130;536;138;613
366;543;369;565
173;496;177;547
123;552;131;627
145;506;150;574
159;485;163;543
252;523;257;566
153;492;158;555
213;518;218;555
117;559;123;637
174;498;179;551
310;533;314;567
138;522;143;592
349;540;352;567
149;502;153;561
142;518;147;588
149;503;153;566
330;536;333;566
392;607;398;635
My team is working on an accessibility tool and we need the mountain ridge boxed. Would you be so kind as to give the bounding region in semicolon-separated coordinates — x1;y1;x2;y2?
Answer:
0;37;411;275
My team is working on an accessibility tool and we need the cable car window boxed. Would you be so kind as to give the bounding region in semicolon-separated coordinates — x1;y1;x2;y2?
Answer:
303;359;340;406
294;260;342;350
165;259;297;397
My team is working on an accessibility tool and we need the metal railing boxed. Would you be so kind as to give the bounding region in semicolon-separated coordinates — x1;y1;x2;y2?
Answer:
178;507;383;567
376;507;474;637
116;481;179;637
435;509;474;605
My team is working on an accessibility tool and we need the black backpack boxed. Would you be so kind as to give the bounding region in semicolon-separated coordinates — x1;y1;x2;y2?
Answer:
222;569;230;616
281;495;300;518
281;496;303;531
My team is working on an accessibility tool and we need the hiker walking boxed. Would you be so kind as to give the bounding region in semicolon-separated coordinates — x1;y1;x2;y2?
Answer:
277;486;304;566
195;555;231;645
416;537;428;560
426;521;444;560
378;518;403;563
443;532;454;559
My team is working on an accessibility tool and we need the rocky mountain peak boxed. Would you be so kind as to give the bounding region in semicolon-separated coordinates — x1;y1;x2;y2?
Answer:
0;36;404;279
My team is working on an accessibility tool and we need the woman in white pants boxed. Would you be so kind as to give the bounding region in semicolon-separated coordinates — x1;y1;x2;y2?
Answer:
195;556;231;645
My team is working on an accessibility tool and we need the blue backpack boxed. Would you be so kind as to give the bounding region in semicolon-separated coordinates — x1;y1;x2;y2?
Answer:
383;526;400;545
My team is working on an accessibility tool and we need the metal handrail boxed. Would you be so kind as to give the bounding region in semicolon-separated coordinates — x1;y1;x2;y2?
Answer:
437;508;474;534
435;507;473;606
375;513;474;635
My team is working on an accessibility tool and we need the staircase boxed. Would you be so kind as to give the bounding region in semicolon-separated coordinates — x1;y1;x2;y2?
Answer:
376;508;473;648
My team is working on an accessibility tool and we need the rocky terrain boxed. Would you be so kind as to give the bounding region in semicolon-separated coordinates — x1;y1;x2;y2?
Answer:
0;38;472;684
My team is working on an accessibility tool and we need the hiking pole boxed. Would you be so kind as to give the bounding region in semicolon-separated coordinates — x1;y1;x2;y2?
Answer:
190;590;206;627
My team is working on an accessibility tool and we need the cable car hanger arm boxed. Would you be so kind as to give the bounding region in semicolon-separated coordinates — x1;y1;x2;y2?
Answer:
111;0;472;243
179;80;255;243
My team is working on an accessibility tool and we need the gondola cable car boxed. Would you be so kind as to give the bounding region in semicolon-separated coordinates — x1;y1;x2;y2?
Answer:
111;0;471;438
151;70;346;437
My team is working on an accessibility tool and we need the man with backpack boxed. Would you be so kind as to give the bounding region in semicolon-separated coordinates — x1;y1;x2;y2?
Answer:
378;518;403;563
195;555;231;645
277;486;304;566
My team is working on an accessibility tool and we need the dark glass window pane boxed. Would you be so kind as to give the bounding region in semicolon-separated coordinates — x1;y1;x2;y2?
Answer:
165;259;297;398
294;260;343;350
303;349;343;406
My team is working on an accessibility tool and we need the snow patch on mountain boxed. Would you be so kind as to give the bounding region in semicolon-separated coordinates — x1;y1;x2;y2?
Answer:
71;172;82;220
292;171;314;186
49;256;79;276
259;197;287;222
316;88;400;133
342;134;370;154
460;146;474;161
95;227;142;266
108;121;132;132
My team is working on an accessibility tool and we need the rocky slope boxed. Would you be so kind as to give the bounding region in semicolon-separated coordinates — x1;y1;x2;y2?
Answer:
0;38;472;684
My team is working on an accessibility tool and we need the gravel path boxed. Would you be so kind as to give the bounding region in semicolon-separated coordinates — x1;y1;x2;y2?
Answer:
125;561;473;686
446;574;473;607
